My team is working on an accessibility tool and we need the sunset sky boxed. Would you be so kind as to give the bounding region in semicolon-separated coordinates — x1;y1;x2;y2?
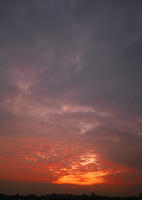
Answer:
0;0;142;196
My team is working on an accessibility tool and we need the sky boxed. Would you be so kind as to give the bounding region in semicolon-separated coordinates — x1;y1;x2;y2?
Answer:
0;0;142;197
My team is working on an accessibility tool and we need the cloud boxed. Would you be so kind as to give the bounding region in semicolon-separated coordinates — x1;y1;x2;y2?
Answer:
0;0;142;195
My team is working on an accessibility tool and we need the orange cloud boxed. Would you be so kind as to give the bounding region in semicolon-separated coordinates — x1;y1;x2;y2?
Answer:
0;136;130;187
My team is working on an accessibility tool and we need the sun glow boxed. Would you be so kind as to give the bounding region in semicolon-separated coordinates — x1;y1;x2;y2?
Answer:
54;171;109;185
80;153;98;166
0;137;126;187
53;153;109;185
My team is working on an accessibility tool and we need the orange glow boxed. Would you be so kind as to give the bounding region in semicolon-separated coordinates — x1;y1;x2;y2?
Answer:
54;171;109;185
0;136;136;188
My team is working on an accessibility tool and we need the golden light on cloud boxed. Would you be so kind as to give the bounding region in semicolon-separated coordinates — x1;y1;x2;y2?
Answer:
80;153;98;166
53;153;109;185
0;136;129;188
53;171;109;185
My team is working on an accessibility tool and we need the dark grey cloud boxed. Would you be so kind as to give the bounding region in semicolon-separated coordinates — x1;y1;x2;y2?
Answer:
84;124;142;169
0;0;142;134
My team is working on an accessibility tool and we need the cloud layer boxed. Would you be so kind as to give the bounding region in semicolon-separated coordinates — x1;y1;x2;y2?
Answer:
0;0;142;196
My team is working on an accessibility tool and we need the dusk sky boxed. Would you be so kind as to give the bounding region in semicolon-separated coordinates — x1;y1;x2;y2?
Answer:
0;0;142;196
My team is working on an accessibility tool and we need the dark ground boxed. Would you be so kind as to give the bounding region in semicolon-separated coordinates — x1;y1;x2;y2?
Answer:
0;193;142;200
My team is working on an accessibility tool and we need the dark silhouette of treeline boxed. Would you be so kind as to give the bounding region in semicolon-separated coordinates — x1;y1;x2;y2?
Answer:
0;193;142;200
